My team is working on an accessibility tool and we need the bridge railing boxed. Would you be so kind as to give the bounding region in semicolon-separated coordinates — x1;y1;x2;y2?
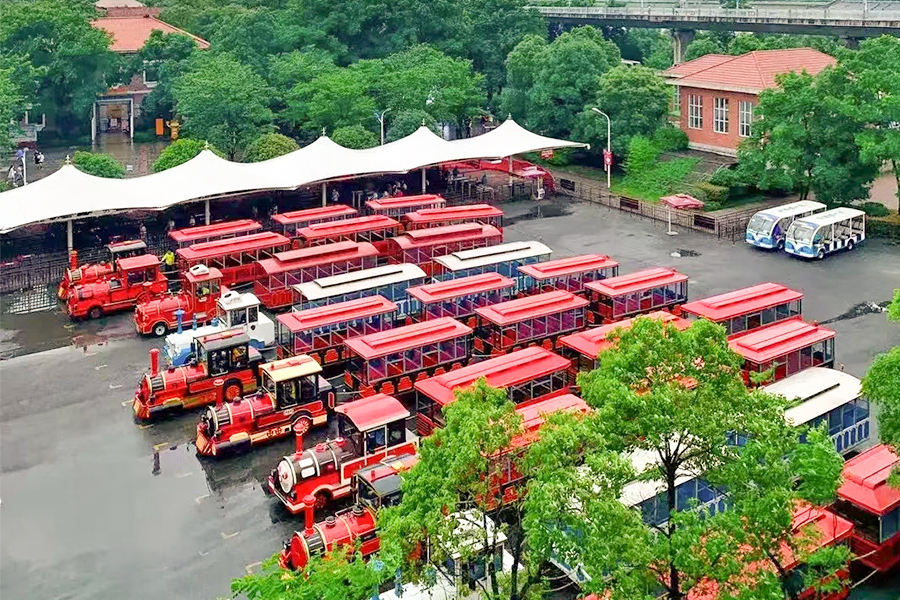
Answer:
535;6;900;21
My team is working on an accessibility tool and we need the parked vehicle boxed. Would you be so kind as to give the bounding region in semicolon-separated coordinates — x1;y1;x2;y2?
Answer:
365;194;446;218
517;254;618;297
273;205;358;242
745;200;825;250
784;207;866;260
176;231;290;287
406;272;515;328
585;267;688;324
386;223;502;277
432;240;551;290
729;318;835;385
401;204;503;232
168;219;262;248
57;240;147;299
679;282;802;337
134;264;223;336
66;254;169;320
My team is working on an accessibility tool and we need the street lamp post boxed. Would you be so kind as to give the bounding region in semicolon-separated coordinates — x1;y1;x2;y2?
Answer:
591;108;611;190
16;147;28;186
376;108;391;146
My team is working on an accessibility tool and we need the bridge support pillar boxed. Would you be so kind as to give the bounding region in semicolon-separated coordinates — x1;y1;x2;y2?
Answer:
672;29;695;64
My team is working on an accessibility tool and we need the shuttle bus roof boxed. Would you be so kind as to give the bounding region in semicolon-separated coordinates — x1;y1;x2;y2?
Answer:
754;200;826;219
434;240;552;271
335;393;410;431
391;223;501;250
297;215;400;241
276;295;397;332
259;241;379;275
476;290;589;326
769;367;862;426
260;354;322;383
176;231;289;261
272;205;357;225
402;204;503;225
680;282;803;322
837;444;900;515
365;194;446;211
794;207;866;228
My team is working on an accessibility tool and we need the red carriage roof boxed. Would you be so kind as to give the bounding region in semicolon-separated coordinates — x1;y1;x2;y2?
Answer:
837;444;900;515
117;254;160;270
343;317;472;359
518;254;619;280
402;204;504;224
391;223;501;250
365;194;446;211
559;311;691;358
183;266;223;283
355;454;420;486
297;215;400;240
407;272;514;304
680;282;803;321
276;295;397;331
475;290;589;326
259;241;379;275
508;394;591;450
728;318;835;363
335;393;410;431
415;347;571;406
168;219;262;243
176;231;289;260
272;205;357;225
586;267;688;297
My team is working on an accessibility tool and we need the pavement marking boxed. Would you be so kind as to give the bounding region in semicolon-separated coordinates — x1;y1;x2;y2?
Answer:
198;550;209;557
152;442;169;452
221;531;240;540
94;364;107;371
194;494;210;504
109;384;122;390
245;562;262;574
121;400;132;407
83;351;97;357
138;423;153;430
176;471;194;478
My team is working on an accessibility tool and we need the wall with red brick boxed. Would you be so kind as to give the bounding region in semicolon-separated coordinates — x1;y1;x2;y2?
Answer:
676;86;758;156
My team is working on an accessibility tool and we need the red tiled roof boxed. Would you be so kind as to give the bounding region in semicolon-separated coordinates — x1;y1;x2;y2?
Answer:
92;16;210;53
664;49;836;94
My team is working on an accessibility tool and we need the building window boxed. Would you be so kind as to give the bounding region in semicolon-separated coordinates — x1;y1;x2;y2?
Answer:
688;94;703;129
673;86;681;113
714;97;729;134
739;101;753;137
143;61;159;88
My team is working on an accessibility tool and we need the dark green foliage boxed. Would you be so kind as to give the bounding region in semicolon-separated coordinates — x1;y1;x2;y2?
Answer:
331;125;378;149
243;133;300;162
684;38;724;62
652;126;689;152
386;110;440;143
129;31;202;123
695;181;729;203
72;151;125;178
855;201;891;217
151;138;222;173
624;135;659;175
862;290;900;459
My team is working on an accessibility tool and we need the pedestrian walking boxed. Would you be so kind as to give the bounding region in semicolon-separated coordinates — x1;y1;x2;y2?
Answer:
7;165;16;187
34;150;44;169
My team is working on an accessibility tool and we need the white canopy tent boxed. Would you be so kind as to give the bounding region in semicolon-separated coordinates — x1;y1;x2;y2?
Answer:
0;119;588;238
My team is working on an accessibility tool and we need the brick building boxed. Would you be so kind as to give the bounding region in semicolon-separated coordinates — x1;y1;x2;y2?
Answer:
663;49;836;157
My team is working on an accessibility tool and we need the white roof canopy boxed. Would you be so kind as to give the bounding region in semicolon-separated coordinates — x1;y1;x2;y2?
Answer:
0;119;587;233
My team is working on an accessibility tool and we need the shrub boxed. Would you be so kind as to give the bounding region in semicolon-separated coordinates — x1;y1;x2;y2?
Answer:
72;151;126;178
243;133;300;162
386;110;440;143
624;135;660;175
652;127;689;152
856;201;890;218
331;125;379;149
133;130;159;144
695;182;729;203
152;139;223;173
704;201;723;212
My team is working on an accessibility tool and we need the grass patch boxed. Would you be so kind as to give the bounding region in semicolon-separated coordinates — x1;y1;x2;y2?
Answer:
612;157;700;202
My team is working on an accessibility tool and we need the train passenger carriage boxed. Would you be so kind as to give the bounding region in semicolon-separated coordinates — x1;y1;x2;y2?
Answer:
343;317;473;398
679;282;803;337
559;311;691;375
406;272;515;327
728;318;835;385
585;267;689;324
58;239;148;299
433;240;552;290
474;290;589;357
272;205;358;241
268;393;418;512
413;347;573;436
254;241;380;310
176;231;291;287
770;367;870;456
518;254;619;297
275;296;398;367
401;203;504;231
292;263;427;321
832;444;900;573
168;219;263;248
296;215;400;252
387;223;503;276
365;194;446;218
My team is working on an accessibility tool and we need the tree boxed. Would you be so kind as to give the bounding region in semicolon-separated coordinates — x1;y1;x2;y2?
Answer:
862;289;900;455
0;0;117;136
500;34;548;121
285;65;374;136
683;38;724;62
72;151;125;178
0;66;26;149
331;125;378;149
243;133;300;162
151;138;222;173
173;53;273;159
386;109;440;142
627;28;674;70
128;30;201;123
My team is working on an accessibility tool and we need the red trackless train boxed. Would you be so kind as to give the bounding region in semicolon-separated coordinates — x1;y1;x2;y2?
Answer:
133;264;223;336
66;254;169;320
57;240;148;299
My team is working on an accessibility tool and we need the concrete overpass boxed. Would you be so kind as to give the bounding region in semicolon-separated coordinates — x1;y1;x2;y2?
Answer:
535;5;900;61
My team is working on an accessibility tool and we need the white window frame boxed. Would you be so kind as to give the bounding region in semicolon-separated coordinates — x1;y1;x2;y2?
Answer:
673;85;681;114
142;60;159;88
688;94;703;130
713;97;729;134
739;101;753;138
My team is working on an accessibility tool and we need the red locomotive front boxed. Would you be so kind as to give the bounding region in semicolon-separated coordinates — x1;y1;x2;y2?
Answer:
195;354;334;457
134;265;223;336
132;330;262;420
67;254;169;320
57;240;148;299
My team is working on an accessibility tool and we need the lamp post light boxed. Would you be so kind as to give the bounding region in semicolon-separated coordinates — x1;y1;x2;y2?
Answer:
376;108;391;146
591;108;611;190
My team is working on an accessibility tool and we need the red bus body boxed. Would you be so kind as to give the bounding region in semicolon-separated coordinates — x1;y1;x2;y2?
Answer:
268;393;418;512
176;231;291;288
586;267;689;324
195;354;335;457
343;317;473;398
832;444;900;573
401;203;504;231
387;223;503;276
296;215;400;253
168;219;262;248
66;254;169;320
273;205;358;240
365;194;446;218
414;347;573;436
474;290;589;357
518;254;619;297
275;295;398;367
728;317;835;385
134;265;223;336
560;310;691;375
254;241;380;310
57;240;147;299
407;272;515;328
680;282;803;337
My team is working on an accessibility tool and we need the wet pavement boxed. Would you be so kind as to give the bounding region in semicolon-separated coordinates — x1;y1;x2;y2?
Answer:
2;199;899;600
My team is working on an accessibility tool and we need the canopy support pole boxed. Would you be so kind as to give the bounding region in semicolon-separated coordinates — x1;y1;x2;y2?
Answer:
321;183;327;207
67;219;73;252
205;199;210;225
421;168;426;194
508;156;513;186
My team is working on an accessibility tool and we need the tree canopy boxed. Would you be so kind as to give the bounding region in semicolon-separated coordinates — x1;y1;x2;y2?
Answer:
151;138;222;173
862;289;900;457
243;132;300;162
72;151;125;178
331;125;378;149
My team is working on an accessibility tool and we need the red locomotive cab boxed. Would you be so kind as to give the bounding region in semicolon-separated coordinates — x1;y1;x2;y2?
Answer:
195;354;334;457
132;330;262;420
134;265;223;337
57;240;148;299
267;394;417;513
66;254;169;320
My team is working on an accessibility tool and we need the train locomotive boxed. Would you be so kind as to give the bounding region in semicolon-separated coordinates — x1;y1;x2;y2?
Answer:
195;354;334;457
134;264;223;337
66;254;169;320
57;240;148;299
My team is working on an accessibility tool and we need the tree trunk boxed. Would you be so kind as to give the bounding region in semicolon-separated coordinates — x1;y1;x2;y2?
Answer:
666;465;684;600
767;551;800;600
891;159;899;205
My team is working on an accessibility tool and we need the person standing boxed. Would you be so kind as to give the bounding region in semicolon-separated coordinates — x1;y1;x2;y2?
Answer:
331;188;339;204
7;165;16;187
139;223;147;241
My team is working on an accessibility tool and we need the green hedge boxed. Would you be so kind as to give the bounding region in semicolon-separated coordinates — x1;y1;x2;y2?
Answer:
695;182;729;203
869;214;900;239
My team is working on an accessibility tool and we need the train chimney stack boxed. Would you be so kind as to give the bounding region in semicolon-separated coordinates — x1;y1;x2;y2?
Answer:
214;379;224;409
294;422;306;453
149;348;160;377
69;250;78;269
175;309;184;334
303;495;316;537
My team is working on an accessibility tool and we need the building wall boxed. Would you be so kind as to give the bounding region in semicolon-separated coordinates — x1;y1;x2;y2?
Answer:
676;86;758;157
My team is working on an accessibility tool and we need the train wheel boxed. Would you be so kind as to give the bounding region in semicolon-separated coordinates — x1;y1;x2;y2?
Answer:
152;322;168;337
292;415;312;436
223;380;242;401
88;306;102;320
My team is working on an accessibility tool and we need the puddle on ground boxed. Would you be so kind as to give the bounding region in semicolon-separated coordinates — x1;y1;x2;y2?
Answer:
671;249;701;258
820;300;891;325
504;203;571;225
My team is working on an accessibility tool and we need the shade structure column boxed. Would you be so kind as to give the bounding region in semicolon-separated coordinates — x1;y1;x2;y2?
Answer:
205;198;210;225
67;219;73;252
322;183;327;207
421;168;426;194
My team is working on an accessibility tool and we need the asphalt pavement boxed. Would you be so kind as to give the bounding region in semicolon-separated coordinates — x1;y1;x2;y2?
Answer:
1;198;899;600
